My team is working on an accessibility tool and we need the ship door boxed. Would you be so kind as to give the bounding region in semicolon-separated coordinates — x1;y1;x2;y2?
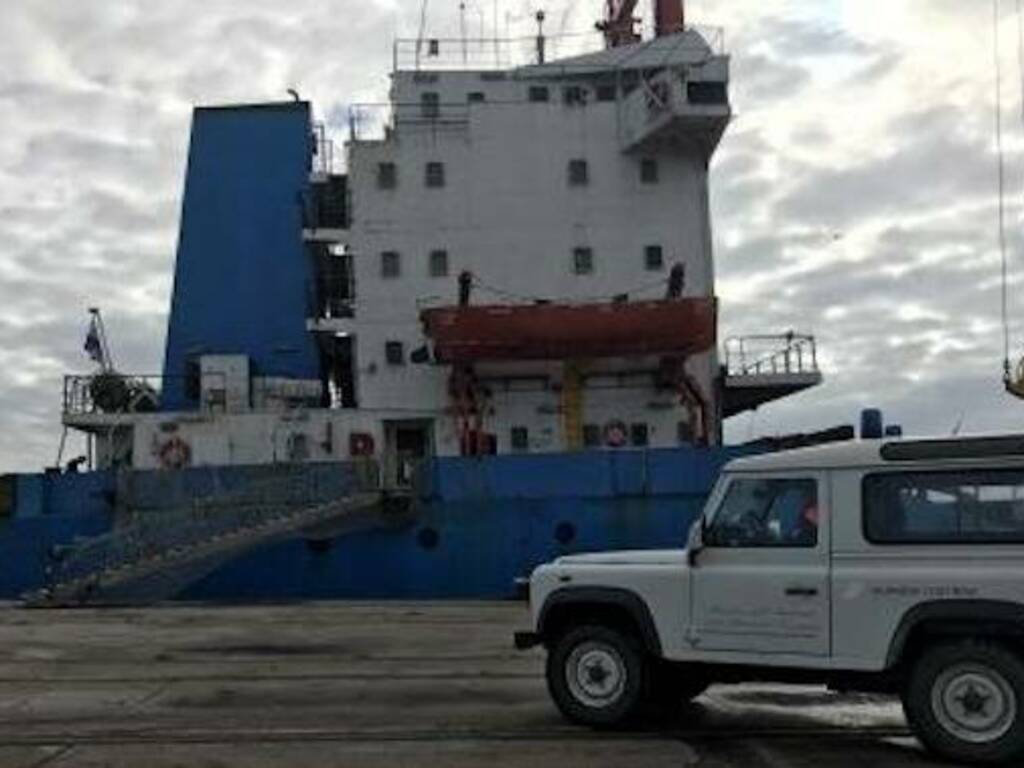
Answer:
383;420;434;489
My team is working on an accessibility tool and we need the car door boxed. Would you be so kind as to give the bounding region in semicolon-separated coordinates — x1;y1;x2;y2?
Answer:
690;472;830;657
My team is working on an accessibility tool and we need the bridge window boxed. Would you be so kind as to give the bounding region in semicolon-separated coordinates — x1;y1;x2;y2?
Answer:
563;85;587;106
528;85;549;102
630;423;649;447
467;91;486;103
640;158;659;184
425;161;446;188
421;91;440;119
385;341;405;366
429;249;449;278
572;247;594;275
377;162;397;190
583;424;601;448
381;251;401;278
568;159;589;187
688;81;728;105
596;84;617;102
510;427;529;452
645;245;664;271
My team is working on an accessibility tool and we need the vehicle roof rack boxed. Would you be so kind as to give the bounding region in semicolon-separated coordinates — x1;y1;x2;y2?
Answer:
880;435;1024;462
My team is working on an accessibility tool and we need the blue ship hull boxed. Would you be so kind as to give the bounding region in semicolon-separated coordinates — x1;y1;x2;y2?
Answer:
1;447;746;601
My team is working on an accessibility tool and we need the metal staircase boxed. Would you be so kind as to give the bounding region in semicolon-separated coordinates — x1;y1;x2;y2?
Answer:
23;462;389;608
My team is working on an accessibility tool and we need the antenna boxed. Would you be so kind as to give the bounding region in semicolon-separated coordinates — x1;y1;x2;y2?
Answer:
535;10;546;64
459;1;468;64
415;0;430;68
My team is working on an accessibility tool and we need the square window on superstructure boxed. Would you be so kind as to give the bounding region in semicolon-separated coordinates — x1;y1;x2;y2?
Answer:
640;158;659;184
645;245;664;271
573;247;594;275
568;159;589;187
429;249;449;277
425;161;446;188
467;91;486;103
583;424;602;448
377;162;397;189
421;91;440;119
385;341;405;365
596;84;617;102
510;427;529;452
528;85;550;102
381;251;401;278
563;85;587;105
630;423;649;447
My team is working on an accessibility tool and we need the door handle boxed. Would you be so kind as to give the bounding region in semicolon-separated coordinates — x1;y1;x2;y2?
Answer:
785;587;819;597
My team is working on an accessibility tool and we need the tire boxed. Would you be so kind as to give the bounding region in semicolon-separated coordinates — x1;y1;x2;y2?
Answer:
903;640;1024;765
546;624;648;728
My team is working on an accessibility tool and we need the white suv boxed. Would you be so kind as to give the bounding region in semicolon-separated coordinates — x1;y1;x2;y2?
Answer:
515;436;1024;764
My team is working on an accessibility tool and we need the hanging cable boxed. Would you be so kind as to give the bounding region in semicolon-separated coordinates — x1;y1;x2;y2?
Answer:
1017;0;1024;126
995;0;1012;384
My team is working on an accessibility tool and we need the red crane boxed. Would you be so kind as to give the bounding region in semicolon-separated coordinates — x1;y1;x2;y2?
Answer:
598;0;685;48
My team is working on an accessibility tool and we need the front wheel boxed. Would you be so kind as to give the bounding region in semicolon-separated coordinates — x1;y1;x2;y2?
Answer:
903;641;1024;765
546;624;647;728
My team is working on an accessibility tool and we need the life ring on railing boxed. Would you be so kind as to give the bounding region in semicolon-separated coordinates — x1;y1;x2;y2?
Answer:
157;436;192;470
603;420;628;448
349;432;375;457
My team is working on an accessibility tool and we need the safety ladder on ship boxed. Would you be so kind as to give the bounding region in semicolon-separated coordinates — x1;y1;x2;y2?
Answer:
22;461;390;608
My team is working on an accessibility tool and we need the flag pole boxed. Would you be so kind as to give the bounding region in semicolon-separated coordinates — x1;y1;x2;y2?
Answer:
87;307;114;372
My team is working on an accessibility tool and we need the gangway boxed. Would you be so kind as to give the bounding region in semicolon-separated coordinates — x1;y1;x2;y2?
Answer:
23;462;393;607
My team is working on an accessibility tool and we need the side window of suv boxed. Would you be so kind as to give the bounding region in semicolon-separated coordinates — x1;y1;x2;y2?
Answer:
705;478;819;548
864;469;1024;543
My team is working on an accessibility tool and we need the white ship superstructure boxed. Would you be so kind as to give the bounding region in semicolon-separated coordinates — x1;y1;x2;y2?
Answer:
60;2;822;486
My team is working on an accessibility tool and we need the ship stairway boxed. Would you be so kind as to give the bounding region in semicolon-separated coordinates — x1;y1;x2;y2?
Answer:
22;462;397;608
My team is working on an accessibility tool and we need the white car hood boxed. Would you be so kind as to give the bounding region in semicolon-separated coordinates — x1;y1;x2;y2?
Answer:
554;549;687;567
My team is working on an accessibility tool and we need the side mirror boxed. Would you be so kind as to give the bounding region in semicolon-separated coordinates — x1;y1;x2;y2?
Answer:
686;519;705;567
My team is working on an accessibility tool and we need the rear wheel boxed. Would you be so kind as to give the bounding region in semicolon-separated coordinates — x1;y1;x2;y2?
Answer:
903;641;1024;765
546;624;647;728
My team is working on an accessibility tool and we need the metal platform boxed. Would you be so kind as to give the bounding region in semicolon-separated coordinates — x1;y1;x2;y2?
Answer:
722;334;823;418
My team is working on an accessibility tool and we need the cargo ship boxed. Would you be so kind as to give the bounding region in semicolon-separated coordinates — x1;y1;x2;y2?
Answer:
0;0;829;605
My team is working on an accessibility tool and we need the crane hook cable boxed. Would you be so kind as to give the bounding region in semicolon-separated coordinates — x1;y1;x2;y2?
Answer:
995;0;1012;384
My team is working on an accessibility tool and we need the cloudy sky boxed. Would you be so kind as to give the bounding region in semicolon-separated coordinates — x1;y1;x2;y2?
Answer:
0;0;1020;473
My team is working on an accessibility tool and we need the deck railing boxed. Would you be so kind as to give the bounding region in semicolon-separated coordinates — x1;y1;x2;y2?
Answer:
724;334;819;378
62;372;229;416
391;26;725;72
347;101;472;142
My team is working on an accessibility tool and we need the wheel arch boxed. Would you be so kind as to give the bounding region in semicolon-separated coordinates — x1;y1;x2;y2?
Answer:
886;600;1024;670
537;586;663;657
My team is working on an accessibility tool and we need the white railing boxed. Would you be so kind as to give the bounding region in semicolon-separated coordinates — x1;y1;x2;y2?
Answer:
347;102;472;143
392;25;725;72
725;334;819;378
